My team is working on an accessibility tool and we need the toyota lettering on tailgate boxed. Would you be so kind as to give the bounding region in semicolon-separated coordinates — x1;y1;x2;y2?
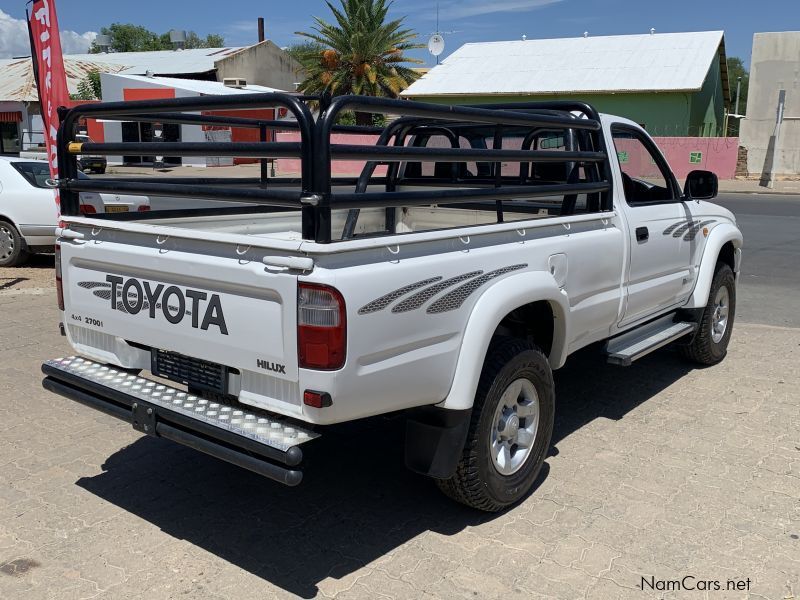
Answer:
80;275;229;335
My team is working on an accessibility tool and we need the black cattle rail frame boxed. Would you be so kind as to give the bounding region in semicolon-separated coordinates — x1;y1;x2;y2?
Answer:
57;93;613;243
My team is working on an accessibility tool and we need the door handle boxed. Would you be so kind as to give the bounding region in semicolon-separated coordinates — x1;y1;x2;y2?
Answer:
635;227;649;242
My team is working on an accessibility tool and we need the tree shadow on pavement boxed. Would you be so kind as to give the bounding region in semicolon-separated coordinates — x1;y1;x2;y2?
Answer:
0;277;27;290
76;344;692;598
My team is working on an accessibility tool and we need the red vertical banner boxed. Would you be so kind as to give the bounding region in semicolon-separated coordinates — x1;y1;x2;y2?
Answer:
28;0;70;214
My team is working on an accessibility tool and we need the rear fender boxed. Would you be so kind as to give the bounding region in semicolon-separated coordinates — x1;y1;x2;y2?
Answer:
437;271;569;411
685;224;743;309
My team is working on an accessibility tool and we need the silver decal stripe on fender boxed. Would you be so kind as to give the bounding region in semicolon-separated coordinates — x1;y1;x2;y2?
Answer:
392;271;483;313
358;276;443;314
672;220;701;238
662;220;692;235
683;220;717;241
427;264;528;314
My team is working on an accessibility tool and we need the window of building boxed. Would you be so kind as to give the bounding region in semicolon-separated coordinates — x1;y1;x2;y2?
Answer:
0;122;20;154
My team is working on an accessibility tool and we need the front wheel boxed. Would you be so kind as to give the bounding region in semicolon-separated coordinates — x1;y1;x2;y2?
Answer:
682;262;736;365
437;338;555;512
0;220;30;267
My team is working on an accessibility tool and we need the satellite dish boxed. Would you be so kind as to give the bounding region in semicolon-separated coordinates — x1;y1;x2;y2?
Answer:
428;34;445;57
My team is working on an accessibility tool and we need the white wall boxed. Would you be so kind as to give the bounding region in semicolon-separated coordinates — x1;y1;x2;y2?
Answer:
99;73;207;166
214;41;299;91
740;32;800;179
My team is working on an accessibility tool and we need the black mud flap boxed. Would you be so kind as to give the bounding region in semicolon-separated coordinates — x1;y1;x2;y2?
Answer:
405;406;472;479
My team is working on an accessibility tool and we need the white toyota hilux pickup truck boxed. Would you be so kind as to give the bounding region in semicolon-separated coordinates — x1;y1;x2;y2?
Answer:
42;94;742;511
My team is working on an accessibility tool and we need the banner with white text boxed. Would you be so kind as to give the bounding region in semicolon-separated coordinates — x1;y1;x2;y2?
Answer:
28;0;70;213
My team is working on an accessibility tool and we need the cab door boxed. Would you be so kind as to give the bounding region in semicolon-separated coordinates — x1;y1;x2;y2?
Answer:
611;125;693;327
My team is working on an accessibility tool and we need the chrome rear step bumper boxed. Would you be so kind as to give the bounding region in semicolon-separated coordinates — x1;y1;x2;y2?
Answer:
41;357;318;486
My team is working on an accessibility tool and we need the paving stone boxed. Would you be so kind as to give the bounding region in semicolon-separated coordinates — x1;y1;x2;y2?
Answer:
0;293;798;599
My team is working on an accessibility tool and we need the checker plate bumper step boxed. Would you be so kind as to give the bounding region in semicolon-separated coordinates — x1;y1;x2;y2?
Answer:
41;356;319;486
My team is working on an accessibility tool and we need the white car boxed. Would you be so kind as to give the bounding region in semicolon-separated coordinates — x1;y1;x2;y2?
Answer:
0;158;148;266
93;188;151;215
44;96;742;511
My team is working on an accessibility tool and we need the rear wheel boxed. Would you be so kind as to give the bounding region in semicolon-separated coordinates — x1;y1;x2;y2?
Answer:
437;338;554;512
682;262;736;365
0;220;30;267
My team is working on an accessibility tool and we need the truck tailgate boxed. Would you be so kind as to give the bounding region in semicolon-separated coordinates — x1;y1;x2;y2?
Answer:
60;238;299;381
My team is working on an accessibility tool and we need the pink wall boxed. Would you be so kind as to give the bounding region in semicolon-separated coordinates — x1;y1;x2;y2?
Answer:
274;133;740;180
274;132;387;177
654;137;739;180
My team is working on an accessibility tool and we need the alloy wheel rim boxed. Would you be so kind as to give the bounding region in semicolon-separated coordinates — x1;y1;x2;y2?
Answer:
0;225;13;260
490;378;540;476
711;286;730;343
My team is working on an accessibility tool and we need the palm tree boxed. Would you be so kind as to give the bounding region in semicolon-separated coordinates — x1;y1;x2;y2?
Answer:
294;0;423;124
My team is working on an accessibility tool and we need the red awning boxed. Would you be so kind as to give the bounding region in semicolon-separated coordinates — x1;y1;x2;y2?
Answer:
0;111;22;123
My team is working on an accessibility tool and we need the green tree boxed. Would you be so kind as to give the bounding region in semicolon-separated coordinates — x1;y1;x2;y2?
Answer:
201;33;226;48
70;70;102;100
91;24;225;53
285;40;326;65
294;0;423;124
90;23;163;53
158;31;227;49
727;56;749;136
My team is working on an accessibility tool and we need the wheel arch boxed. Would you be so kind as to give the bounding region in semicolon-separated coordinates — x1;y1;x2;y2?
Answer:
685;224;742;309
437;271;569;411
0;214;20;228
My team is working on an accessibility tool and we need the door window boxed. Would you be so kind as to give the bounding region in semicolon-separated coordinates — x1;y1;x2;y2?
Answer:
611;128;675;204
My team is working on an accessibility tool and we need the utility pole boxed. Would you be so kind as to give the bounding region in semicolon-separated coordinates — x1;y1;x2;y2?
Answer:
734;76;742;116
766;89;786;189
436;3;440;65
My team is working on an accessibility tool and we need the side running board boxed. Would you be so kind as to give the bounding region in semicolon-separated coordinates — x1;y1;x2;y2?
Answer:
605;315;696;366
41;356;319;485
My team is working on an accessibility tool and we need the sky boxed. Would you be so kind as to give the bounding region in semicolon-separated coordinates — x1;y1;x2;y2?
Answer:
1;0;797;66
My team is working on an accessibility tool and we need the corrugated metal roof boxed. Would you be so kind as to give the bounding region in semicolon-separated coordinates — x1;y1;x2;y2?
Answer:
0;47;243;102
402;31;725;97
111;74;286;94
69;47;243;75
0;56;130;102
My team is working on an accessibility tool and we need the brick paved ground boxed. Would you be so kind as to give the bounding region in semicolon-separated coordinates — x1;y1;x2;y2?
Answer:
0;290;797;600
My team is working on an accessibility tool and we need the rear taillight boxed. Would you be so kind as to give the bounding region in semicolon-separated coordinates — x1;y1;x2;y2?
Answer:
79;204;96;215
137;205;150;212
55;243;64;311
298;283;346;370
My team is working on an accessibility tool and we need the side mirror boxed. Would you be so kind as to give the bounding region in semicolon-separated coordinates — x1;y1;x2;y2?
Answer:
683;170;718;201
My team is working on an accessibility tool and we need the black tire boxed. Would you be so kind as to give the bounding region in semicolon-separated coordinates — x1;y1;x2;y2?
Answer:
0;220;30;267
95;167;106;175
681;262;736;365
437;338;555;512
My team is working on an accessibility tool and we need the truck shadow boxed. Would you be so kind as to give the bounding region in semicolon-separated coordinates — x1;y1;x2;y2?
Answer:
76;345;692;598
